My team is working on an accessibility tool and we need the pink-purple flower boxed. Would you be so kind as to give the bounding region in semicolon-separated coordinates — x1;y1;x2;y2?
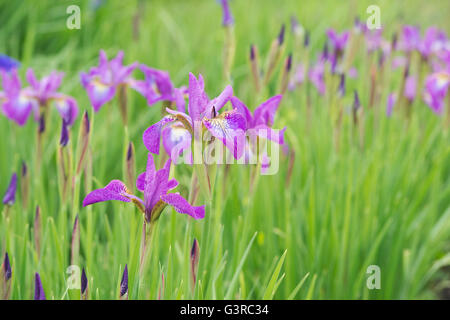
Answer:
131;65;187;112
82;153;205;222
0;69;78;126
2;173;17;205
80;50;138;112
143;73;246;161
423;71;450;114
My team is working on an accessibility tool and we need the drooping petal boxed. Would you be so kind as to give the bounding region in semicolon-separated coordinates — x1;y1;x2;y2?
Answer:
202;110;246;159
162;124;192;165
80;72;116;112
161;193;205;220
143;116;176;154
82;180;141;207
1;96;33;126
52;94;79;125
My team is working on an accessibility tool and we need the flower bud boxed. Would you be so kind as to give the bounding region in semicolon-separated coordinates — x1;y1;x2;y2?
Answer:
120;264;128;300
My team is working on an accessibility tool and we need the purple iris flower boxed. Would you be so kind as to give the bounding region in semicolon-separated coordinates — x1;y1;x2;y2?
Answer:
326;29;350;54
80;50;138;112
423;71;450;114
404;75;417;102
219;0;234;27
230;95;286;146
2;173;17;205
34;272;46;300
0;69;78;126
83;153;205;222
143;73;246;160
0;54;20;72
0;70;36;126
131;65;187;112
364;28;384;53
399;25;421;52
309;59;326;95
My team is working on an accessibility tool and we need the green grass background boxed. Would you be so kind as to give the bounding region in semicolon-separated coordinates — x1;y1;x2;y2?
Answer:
0;0;449;299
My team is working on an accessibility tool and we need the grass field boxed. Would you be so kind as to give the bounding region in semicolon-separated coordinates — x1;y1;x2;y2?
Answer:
1;0;450;300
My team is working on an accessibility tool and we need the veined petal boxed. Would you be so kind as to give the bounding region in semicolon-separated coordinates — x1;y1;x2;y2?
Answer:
136;153;156;192
143;116;176;154
82;180;142;207
161;193;205;220
80;73;116;112
203;110;246;159
145;159;172;211
188;73;208;122
2;94;34;126
162;124;192;165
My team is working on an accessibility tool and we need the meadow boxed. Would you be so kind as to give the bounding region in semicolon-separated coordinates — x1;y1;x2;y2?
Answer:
0;0;449;300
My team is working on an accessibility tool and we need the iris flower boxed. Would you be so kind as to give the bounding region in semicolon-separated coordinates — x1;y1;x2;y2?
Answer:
131;65;187;112
80;50;138;112
326;29;350;55
423;71;449;114
0;69;78;126
230;95;286;164
82;153;205;222
399;25;421;52
0;54;20;72
143;73;246;162
309;58;326;95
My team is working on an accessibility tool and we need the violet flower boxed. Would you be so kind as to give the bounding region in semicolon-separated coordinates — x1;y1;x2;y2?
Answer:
131;65;187;112
0;54;20;72
0;70;36;126
34;272;46;300
219;0;233;27
143;73;246;161
326;29;350;55
404;75;417;102
80;50;138;112
399;25;421;52
309;59;326;95
0;69;78;126
2;173;17;206
364;28;384;53
231;95;286;164
423;71;450;114
82;153;205;222
26;69;79;125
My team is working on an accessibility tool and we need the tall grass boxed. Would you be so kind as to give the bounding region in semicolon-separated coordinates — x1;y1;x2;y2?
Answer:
0;0;449;299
